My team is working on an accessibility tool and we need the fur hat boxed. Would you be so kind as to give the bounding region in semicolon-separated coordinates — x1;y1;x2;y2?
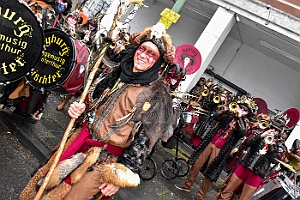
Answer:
131;23;175;63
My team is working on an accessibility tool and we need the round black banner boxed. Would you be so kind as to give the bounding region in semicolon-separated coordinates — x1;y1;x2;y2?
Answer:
0;0;44;84
26;28;75;89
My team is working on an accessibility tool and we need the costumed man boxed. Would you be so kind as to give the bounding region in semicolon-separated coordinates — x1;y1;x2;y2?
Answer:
189;77;206;97
182;77;206;138
226;113;270;173
246;114;291;200
175;97;256;200
189;86;232;149
216;128;279;200
20;23;175;200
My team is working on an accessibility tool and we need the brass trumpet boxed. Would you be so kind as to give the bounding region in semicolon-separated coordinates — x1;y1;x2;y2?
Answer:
110;41;117;49
213;95;221;104
259;120;270;129
201;89;209;97
229;102;239;111
264;134;274;144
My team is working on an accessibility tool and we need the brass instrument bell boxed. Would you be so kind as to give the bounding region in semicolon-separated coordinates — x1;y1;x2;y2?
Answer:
229;102;239;111
213;95;221;103
286;152;300;171
201;89;209;97
110;41;117;49
264;134;274;144
258;120;270;129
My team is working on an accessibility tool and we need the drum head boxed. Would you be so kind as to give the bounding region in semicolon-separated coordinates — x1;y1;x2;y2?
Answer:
26;28;76;89
0;0;44;84
284;108;299;128
253;98;268;114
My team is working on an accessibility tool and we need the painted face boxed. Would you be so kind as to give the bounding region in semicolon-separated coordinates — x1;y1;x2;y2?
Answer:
236;106;249;118
133;41;160;72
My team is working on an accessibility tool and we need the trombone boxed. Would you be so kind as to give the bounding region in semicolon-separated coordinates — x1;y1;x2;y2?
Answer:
192;106;209;116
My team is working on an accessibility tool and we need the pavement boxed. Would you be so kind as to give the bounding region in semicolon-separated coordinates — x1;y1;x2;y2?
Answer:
0;93;226;200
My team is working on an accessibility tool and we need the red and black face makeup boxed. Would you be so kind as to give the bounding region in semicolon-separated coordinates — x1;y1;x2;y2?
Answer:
136;44;160;61
133;41;161;72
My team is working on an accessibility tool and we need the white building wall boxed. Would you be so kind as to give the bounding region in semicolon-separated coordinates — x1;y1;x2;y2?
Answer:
211;38;300;113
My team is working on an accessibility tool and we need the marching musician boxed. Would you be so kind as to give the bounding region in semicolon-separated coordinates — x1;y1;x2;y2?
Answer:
226;113;270;172
216;128;279;200
175;97;256;200
180;77;206;138
189;77;206;97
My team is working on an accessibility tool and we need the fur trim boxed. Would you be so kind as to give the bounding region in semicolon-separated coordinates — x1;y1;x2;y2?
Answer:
132;77;173;150
70;147;102;184
42;153;86;190
41;182;71;200
98;163;140;188
20;130;80;200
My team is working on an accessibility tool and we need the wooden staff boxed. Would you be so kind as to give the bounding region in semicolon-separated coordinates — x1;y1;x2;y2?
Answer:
34;44;108;200
34;3;123;199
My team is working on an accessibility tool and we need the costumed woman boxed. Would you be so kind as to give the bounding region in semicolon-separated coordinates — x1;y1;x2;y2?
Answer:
20;22;175;200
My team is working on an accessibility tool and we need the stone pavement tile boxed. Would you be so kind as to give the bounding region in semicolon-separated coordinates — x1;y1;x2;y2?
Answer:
0;121;39;199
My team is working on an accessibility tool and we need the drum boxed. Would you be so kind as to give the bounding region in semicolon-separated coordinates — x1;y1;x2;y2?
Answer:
55;39;90;95
26;28;90;94
0;0;44;85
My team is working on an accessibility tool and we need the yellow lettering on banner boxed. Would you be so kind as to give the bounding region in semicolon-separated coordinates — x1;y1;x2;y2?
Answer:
29;33;72;85
45;34;71;57
33;73;39;82
1;7;16;20
0;7;33;38
15;56;26;67
1;63;9;74
52;74;57;83
1;62;17;74
0;5;34;77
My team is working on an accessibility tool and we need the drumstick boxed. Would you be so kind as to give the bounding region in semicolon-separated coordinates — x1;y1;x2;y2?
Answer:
34;44;109;200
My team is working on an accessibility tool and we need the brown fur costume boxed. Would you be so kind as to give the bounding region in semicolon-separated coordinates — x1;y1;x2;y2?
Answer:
20;128;80;200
